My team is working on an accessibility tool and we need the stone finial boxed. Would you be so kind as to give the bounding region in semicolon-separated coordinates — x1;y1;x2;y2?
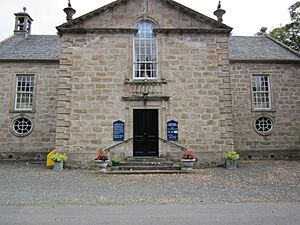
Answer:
63;0;76;21
214;1;226;23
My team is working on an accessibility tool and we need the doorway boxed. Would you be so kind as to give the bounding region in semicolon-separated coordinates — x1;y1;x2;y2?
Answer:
133;109;159;157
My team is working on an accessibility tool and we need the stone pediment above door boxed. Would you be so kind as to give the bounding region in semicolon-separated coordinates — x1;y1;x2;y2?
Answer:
57;0;232;34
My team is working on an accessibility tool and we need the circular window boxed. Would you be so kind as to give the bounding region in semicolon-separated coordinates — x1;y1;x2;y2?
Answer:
254;116;274;135
11;116;34;136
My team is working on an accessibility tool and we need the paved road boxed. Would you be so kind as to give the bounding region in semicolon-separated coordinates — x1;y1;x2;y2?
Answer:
1;202;299;225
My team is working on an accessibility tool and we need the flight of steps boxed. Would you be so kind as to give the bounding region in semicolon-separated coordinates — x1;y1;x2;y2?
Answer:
106;157;191;174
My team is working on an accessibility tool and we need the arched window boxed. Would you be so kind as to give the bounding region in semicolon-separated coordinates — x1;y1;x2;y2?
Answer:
133;21;157;79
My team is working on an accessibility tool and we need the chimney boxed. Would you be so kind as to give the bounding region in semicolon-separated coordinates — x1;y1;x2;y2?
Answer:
14;7;33;35
64;0;76;21
214;1;226;23
257;27;268;36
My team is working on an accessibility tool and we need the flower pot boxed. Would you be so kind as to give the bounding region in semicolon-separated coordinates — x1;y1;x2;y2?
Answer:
112;161;120;167
181;159;196;171
53;161;63;171
95;160;110;172
226;159;237;170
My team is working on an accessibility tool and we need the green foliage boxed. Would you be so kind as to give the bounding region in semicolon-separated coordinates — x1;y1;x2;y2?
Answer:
225;150;240;161
111;156;122;164
269;1;300;51
51;152;67;162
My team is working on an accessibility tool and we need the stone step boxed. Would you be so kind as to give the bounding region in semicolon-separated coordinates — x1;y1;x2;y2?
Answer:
126;157;168;162
114;165;181;171
104;170;193;174
119;161;173;167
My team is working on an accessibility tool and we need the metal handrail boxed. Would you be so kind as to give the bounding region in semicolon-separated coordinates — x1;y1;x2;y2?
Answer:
104;137;187;153
159;137;187;151
104;137;133;152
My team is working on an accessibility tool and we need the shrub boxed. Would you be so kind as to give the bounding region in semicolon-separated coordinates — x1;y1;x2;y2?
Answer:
225;150;240;160
51;152;67;162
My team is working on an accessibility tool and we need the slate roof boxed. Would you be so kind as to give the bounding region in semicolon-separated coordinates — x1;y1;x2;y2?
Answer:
229;35;300;62
0;34;299;62
0;35;60;61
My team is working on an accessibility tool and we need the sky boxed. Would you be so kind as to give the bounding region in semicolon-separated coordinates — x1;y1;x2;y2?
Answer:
0;0;296;41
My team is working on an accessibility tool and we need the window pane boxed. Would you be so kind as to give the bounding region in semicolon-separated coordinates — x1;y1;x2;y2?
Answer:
252;75;271;110
15;74;34;110
133;21;157;79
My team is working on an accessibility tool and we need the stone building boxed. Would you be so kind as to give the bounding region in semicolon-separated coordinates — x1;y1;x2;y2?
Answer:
0;0;299;165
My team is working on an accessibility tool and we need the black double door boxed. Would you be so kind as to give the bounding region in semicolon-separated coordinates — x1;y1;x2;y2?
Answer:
133;109;159;157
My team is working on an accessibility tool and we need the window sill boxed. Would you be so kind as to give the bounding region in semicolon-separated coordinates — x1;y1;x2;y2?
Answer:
10;109;36;113
251;109;276;113
125;78;167;84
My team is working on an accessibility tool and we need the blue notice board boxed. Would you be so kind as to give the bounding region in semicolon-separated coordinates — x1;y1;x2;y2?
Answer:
113;120;125;141
167;120;178;141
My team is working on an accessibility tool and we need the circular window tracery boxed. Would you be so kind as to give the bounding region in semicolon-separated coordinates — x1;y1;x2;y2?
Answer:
254;116;274;135
11;116;33;136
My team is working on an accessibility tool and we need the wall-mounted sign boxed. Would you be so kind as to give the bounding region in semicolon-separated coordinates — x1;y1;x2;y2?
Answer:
113;120;125;141
167;120;178;141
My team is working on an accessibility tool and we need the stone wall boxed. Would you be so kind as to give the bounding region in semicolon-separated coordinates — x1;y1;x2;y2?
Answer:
56;0;234;165
161;32;233;159
0;62;59;160
230;62;300;159
56;33;234;165
73;0;217;30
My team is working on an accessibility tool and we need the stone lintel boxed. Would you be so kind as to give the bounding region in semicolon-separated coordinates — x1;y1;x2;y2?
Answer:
122;96;170;102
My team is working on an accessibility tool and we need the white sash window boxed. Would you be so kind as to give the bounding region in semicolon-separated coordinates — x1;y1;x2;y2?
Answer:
133;21;157;79
252;75;271;110
15;74;35;110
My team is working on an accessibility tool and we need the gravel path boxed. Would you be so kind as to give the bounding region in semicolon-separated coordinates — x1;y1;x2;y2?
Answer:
0;160;299;206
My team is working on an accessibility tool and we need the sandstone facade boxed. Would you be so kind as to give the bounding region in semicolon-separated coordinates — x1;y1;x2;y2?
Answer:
55;0;233;165
0;62;59;160
0;0;299;165
231;62;300;159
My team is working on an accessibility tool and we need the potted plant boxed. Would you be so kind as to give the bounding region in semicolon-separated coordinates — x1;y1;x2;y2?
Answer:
51;152;67;171
225;150;240;169
111;156;122;167
95;149;110;172
181;150;197;171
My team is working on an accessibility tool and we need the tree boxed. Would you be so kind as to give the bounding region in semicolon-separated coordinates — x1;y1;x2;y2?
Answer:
269;1;300;51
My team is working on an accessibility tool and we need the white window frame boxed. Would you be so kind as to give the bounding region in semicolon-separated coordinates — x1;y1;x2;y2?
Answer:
14;74;35;111
10;115;34;137
133;21;158;79
253;115;274;136
251;74;271;110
